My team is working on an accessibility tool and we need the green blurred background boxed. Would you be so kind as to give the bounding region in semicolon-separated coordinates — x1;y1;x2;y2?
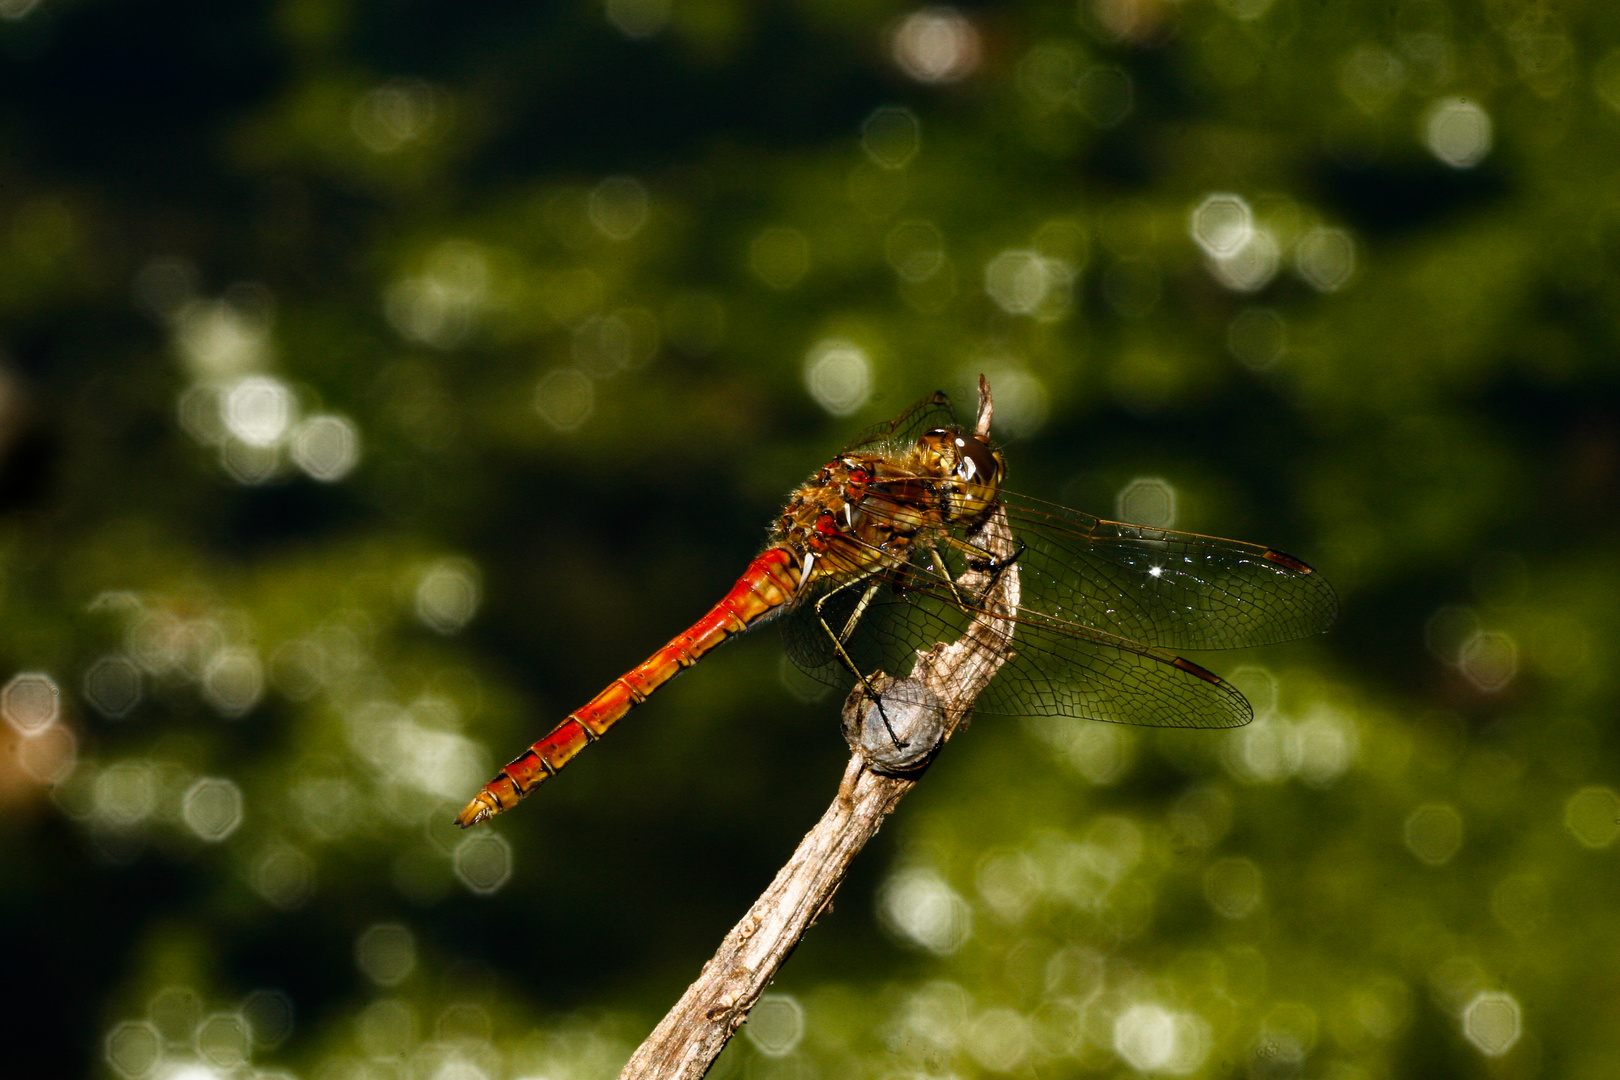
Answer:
2;0;1617;1077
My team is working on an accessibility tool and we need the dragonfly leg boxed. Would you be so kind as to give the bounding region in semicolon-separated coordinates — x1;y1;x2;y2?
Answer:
940;533;1026;573
837;578;882;645
816;579;907;751
929;547;970;612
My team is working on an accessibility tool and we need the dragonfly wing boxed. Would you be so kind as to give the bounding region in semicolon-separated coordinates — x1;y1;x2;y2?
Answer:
974;594;1252;728
783;549;1251;729
841;391;960;454
992;492;1338;650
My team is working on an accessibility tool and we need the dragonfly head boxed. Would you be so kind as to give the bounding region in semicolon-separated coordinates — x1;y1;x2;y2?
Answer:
917;428;1005;524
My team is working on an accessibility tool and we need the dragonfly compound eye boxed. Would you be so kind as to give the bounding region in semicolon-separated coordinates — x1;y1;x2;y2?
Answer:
952;434;1002;484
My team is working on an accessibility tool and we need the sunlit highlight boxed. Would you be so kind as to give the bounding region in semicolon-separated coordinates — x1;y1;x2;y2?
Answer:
2;671;60;735
803;339;872;417
879;868;972;954
1425;97;1493;168
1112;1003;1210;1074
1462;991;1522;1056
744;995;805;1056
892;8;981;84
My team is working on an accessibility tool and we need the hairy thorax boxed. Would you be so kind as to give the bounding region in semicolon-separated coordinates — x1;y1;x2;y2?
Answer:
770;430;1006;590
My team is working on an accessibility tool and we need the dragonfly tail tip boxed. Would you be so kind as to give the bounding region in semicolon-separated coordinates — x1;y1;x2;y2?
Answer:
454;795;497;828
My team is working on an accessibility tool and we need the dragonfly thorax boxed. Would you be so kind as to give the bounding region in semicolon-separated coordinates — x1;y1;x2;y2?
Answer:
770;427;1005;592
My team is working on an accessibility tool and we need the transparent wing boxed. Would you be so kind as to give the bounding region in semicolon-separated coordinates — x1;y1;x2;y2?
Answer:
991;491;1338;650
781;544;1252;729
841;391;960;455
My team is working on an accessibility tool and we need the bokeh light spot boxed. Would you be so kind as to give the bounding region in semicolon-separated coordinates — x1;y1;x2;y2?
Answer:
1204;857;1262;918
18;722;77;784
223;375;295;448
252;842;316;910
175;297;271;380
976;849;1040;923
1458;630;1517;692
965;1008;1032;1072
0;0;42;21
3;671;60;735
290;414;361;481
181;778;244;842
416;558;482;634
149;986;204;1043
1169;784;1233;851
1490;873;1550;936
1425;97;1493;168
94;760;158;827
1116;477;1176;528
885;220;946;282
1563;786;1620;849
572;308;660;376
352;79;442;153
241;989;294;1049
1294;707;1358;787
1215;0;1275;19
85;655;142;718
534;368;595;433
745;994;804;1056
437;1000;492;1043
104;1020;162;1079
219;439;281;485
356;923;417;987
1078;65;1134;127
878;868;971;954
1339;45;1406;113
1257;1002;1317;1065
1206;228;1280;292
453;832;513;894
803;339;872;417
749;226;811;290
1294;227;1357;291
195;1012;251;1070
1462;991;1521;1056
1113;1003;1210;1074
357;998;417;1060
587;175;649;240
201;649;265;718
1189;194;1252;258
984;250;1075;319
605;0;670;39
1404;803;1464;865
861;105;921;169
1026;715;1132;784
892;7;981;84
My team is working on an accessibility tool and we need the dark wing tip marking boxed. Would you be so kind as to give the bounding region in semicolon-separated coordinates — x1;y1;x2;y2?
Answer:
1262;548;1315;575
1170;656;1224;685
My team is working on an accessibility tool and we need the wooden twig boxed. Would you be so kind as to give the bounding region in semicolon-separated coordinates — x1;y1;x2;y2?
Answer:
617;379;1017;1080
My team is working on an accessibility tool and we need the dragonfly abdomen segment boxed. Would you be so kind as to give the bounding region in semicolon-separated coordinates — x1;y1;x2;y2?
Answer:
455;546;802;827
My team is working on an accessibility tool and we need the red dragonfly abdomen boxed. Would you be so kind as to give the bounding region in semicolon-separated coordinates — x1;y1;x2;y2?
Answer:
455;546;802;827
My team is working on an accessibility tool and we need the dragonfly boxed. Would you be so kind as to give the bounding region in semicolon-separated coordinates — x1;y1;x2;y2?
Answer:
456;379;1336;827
